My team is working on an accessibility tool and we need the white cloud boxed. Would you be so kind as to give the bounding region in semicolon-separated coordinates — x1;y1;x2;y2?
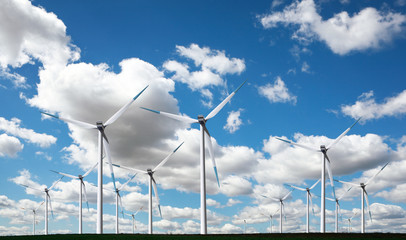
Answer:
223;109;243;133
0;0;79;81
0;117;56;148
258;77;297;104
0;133;23;157
341;90;406;121
259;0;406;55
301;61;310;73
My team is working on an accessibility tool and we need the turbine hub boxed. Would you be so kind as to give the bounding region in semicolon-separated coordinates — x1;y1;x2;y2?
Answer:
320;145;327;152
96;121;104;129
198;115;206;124
147;168;153;176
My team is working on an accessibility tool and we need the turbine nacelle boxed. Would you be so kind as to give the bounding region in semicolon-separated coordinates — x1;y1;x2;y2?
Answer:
198;115;206;124
147;169;154;176
96;121;104;129
320;145;327;152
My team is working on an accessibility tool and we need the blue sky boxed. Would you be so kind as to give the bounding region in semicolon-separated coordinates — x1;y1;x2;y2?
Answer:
1;0;406;235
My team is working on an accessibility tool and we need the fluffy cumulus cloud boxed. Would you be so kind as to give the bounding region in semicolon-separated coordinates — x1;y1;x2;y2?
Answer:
0;133;23;157
341;90;406;121
163;44;245;107
223;109;243;133
258;77;297;104
0;117;56;148
259;0;406;55
0;0;79;87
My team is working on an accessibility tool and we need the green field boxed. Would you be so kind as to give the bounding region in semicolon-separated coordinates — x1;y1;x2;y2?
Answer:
1;233;406;240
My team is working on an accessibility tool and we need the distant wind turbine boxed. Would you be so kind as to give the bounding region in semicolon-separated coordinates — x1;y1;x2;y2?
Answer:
286;179;320;233
19;176;64;235
345;212;357;233
336;162;389;233
112;142;184;234
140;81;246;234
41;85;148;233
261;208;279;233
275;117;361;232
125;206;143;234
262;189;294;233
51;162;98;234
326;186;352;233
21;201;44;235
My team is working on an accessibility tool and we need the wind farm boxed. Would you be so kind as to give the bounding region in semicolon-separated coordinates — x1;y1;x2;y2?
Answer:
1;0;406;237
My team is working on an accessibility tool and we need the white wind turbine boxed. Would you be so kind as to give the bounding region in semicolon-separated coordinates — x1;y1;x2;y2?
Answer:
286;179;320;233
112;142;184;234
326;186;352;233
345;212;357;233
51;162;98;234
41;85;148;233
262;189;294;233
275;118;361;232
140;81;246;234
21;201;44;235
336;162;389;233
19;176;64;235
124;206;143;234
112;173;137;234
261;208;279;233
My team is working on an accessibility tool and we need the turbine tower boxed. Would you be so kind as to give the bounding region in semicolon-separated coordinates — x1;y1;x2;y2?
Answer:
112;142;184;234
345;212;357;233
326;186;352;233
286;179;320;233
262;190;293;233
41;85;148;233
51;162;98;234
21;201;44;235
19;177;64;235
275;118;360;232
336;162;389;233
140;81;246;234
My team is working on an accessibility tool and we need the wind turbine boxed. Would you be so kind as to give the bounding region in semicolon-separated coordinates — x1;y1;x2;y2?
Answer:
112;142;184;234
125;206;143;234
261;208;279;233
140;81;246;234
345;212;357;233
112;173;137;234
275;117;360;232
19;176;64;235
41;85;148;233
326;186;352;233
336;162;389;233
51;162;98;234
21;201;44;235
262;189;294;233
286;179;320;233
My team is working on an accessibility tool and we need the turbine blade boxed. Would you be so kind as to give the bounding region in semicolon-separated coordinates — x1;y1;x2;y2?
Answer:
261;195;280;202
204;128;220;188
151;177;162;218
103;138;117;191
205;80;246;120
364;189;372;222
118;173;137;191
111;163;147;175
338;186;353;200
134;206;143;216
286;184;306;192
41;112;97;129
309;193;315;215
309;179;321;190
324;153;336;199
275;137;319;152
325;197;335;202
335;179;360;188
140;107;198;124
49;176;64;191
104;85;148;126
47;194;54;219
118;192;124;218
282;189;294;201
365;162;389;186
282;202;286;221
35;201;45;211
50;170;78;180
326;117;361;150
152;142;184;172
83;162;98;177
82;181;90;211
19;184;42;192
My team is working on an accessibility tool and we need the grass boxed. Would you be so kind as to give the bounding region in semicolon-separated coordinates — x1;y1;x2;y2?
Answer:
1;233;406;240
